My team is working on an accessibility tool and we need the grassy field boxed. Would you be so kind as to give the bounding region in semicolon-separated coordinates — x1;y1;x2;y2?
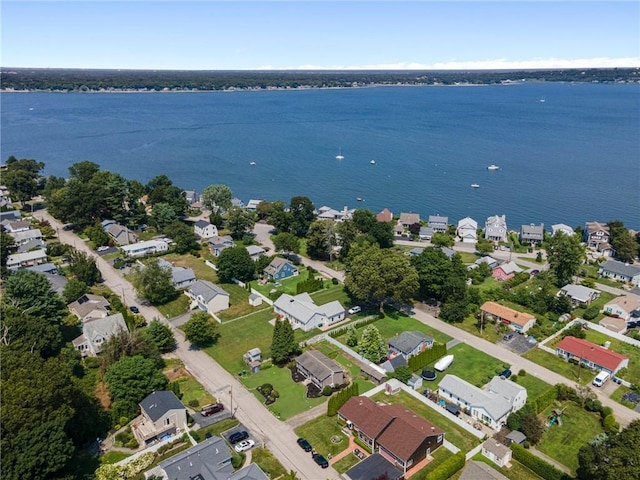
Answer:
162;360;217;407
457;313;504;344
523;348;592;385
511;373;553;400
216;282;269;321
425;343;508;389
309;283;352;306
369;391;482;452
294;415;348;458
156;294;191;319
537;402;604;473
100;451;131;464
457;251;480;264
250;447;287;478
162;253;219;283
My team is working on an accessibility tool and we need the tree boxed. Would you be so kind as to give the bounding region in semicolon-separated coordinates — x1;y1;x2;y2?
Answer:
164;220;199;253
3;269;65;322
183;311;218;347
345;325;359;348
105;355;168;419
546;231;585;287
151;202;178;230
272;232;300;254
84;222;111;247
62;277;89;305
520;414;544;445
608;221;638;263
269;200;292;233
388;365;412;383
476;237;494;255
357;325;387;363
226;206;255;239
0;231;16;278
201;184;232;214
68;160;100;183
0;305;64;358
411;247;453;301
145;319;176;353
335;219;360;259
100;328;163;370
439;299;468;323
3;156;45;205
68;249;102;285
431;231;455;247
577;419;640;480
289;196;315;236
131;258;177;304
216;246;255;283
270;318;300;365
306;220;335;260
346;244;418;313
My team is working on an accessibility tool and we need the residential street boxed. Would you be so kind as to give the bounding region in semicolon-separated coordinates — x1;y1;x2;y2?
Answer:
37;211;339;480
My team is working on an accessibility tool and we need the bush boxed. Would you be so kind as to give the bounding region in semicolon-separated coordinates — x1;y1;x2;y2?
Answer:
331;277;339;285
126;438;139;449
519;369;527;376
601;406;613;417
603;414;619;434
583;305;600;320
511;444;568;480
119;417;129;426
322;386;333;396
188;399;199;408
511;374;519;382
190;430;201;442
425;452;465;480
271;390;280;398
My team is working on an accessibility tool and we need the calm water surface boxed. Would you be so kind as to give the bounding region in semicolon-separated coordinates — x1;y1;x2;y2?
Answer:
1;83;639;228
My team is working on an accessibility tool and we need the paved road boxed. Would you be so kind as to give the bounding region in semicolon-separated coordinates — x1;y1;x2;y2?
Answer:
39;211;339;480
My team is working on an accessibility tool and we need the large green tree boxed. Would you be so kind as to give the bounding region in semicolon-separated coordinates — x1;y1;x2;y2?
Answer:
0;231;16;278
357;325;387;363
607;221;638;263
3;156;45;205
546;231;585;286
164;220;199;253
226;206;255;239
68;249;102;285
151;202;178;230
270;318;301;365
132;258;177;304
411;247;453;301
272;232;300;254
3;269;65;322
0;305;64;358
201;184;232;214
61;277;89;305
306;220;335;260
145;319;176;353
289;196;315;236
216;245;255;282
269;200;293;233
183;311;218;347
100;328;163;370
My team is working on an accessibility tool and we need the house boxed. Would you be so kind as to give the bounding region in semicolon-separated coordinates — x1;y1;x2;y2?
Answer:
263;257;299;281
106;223;138;245
551;224;575;237
359;363;388;385
317;205;354;222
6;249;48;270
209;235;234;256
485;215;508;243
185;280;230;314
295;350;345;389
8;228;43;246
419;226;434;241
457;217;478;243
492;261;523;281
248;293;263;307
437;374;518;429
599;316;628;335
0;209;21;222
101;219;116;229
408;247;424;257
459;461;509;480
377;208;393;223
505;430;526;446
388;331;434;360
407;374;423;391
396;212;420;236
440;246;455;259
338;395;444;474
3;220;30;233
603;295;640;321
231;197;245;208
17;238;46;253
485;377;528;412
520;223;545;245
475;256;499;269
68;294;111;321
480;301;536;333
556;336;629;375
273;292;345;331
598;260;640;287
584;221;610;248
381;354;408;374
39;271;68;294
245;199;263;211
229;463;270;480
428;215;448;233
157;258;196;288
121;239;168;257
133;390;187;445
344;453;403;480
246;245;266;261
72;313;128;356
596;242;616;258
194;219;218;239
482;439;512;467
559;284;601;306
24;262;57;275
184;190;199;205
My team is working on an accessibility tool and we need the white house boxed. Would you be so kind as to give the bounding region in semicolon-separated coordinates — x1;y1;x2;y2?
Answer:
157;258;196;289
121;239;169;257
185;280;230;315
551;224;575;237
317;205;354;222
8;228;43;246
598;260;640;287
457;217;478;243
485;377;528;412
603;295;640;321
559;284;601;306
72;313;128;356
246;245;266;261
193;220;218;239
273;292;345;331
6;249;48;270
482;439;512;468
246;199;263;211
485;215;508;243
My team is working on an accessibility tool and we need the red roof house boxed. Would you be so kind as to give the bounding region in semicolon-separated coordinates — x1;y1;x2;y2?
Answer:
556;336;629;374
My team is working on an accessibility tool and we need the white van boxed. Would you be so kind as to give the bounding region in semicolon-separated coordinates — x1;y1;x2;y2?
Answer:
592;371;610;387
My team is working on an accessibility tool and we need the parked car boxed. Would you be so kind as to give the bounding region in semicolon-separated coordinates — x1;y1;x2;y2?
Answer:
234;439;255;452
97;245;110;252
129;306;140;314
500;368;512;379
312;453;329;468
503;333;514;341
297;438;312;452
348;306;362;315
201;403;224;416
228;431;249;444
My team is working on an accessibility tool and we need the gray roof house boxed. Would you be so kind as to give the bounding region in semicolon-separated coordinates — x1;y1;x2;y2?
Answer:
17;238;46;253
485;215;508;243
209;235;234;256
381;354;408;373
157;258;196;289
505;430;527;446
67;294;111;321
559;284;601;306
246;245;266;260
194;219;218;239
72;313;128;356
40;272;68;294
485;377;528;412
25;262;58;274
598;260;640;287
419;226;435;241
6;249;48;270
9;228;43;245
428;215;448;233
185;280;230;315
459;461;509;480
229;463;270;480
134;390;187;445
295;350;345;389
344;453;404;480
106;223;138;245
388;331;434;360
273;292;345;331
520;223;545;245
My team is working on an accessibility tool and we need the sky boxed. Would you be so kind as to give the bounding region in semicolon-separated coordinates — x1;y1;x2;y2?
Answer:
2;1;639;70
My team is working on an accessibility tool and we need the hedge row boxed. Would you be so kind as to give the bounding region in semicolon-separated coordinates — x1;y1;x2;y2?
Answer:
425;452;466;480
511;444;571;480
532;386;558;414
408;343;447;371
327;383;359;417
328;316;378;338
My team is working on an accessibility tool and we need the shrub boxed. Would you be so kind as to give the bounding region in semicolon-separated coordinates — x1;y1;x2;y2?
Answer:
583;305;600;320
425;452;465;480
119;417;129;426
603;414;619;434
511;444;568;480
271;390;280;398
331;277;339;285
190;430;201;442
126;438;139;449
327;383;359;416
519;369;527;376
601;406;613;417
188;399;199;408
322;386;333;396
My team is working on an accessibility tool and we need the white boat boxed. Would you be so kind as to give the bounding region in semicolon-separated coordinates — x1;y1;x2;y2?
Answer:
336;148;344;160
487;164;499;170
471;183;480;188
370;160;376;165
249;161;256;166
356;197;364;202
539;96;546;103
434;355;454;372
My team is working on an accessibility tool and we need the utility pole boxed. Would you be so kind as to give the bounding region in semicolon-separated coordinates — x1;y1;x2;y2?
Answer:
229;386;234;418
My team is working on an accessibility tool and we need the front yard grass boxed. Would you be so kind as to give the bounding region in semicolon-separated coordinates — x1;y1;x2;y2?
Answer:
176;376;216;408
294;415;348;458
410;448;455;479
162;253;219;283
610;385;638;409
156;294;190;319
195;418;240;440
453;454;544;480
426;343;507;389
313;341;376;395
370;391;482;452
332;452;361;473
537;402;604;474
217;283;268;321
250;447;287;478
310;283;351;306
100;451;131;464
523;348;592;385
511;373;552;400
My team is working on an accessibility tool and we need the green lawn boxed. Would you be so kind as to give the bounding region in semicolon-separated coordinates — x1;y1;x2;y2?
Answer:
537;402;604;474
195;418;240;441
452;454;544;480
156;294;191;319
456;313;504;344
523;348;592;385
511;373;552;400
162;253;219;283
176;376;216;408
457;251;480;264
610;385;638;409
426;343;507;389
250;447;287;478
332;452;362;473
370;391;482;452
100;451;131;464
217;283;269;321
294;415;349;458
572;292;615;322
407;448;454;479
309;284;352;306
249;266;314;297
313;341;376;394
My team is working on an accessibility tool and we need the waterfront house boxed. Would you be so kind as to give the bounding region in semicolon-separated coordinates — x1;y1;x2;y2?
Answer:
209;235;234;256
273;292;345;331
121;239;168;257
68;294;111;322
492;261;523;281
520;223;545;245
584;221;610;248
186;280;230;314
480;301;536;333
556;336;629;375
184;190;198;205
419;226;434;241
559;284;601;306
376;208;393;223
388;331;434;360
482;439;513;468
428;215;448;233
106;223;138;245
603;295;640;321
396;212;420;236
338;396;444;475
72;313;128;356
245;199;263;211
598;260;640;286
133;390;187;445
317;205;354;222
194;219;218;239
551;223;575;237
295;350;345;389
485;215;508;243
6;249;48;270
457;217;478;243
263;257;298;281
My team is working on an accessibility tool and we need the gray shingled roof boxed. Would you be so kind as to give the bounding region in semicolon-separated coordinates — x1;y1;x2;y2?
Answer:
561;284;599;302
295;350;344;383
438;374;512;421
264;257;296;276
521;224;545;237
195;219;210;229
159;435;233;480
81;313;128;354
429;215;448;225
140;390;185;422
229;464;270;480
274;293;344;326
189;280;229;303
388;331;433;355
600;260;640;278
345;453;403;480
486;376;526;403
459;461;509;480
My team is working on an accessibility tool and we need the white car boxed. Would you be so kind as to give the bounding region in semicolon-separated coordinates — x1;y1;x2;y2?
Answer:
348;306;361;315
234;439;255;452
97;246;110;252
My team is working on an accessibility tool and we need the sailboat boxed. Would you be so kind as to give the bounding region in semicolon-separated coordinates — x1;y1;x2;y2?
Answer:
336;148;344;160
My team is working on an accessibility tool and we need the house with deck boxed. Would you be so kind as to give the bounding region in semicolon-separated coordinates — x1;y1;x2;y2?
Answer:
457;217;478;243
273;292;345;331
263;257;299;281
584;221;610;249
520;223;545;245
485;215;508;243
598;260;640;287
428;215;448;233
480;301;536;333
317;205;354;222
133;391;187;445
295;350;345;389
396;212;420;236
387;331;434;360
556;336;629;375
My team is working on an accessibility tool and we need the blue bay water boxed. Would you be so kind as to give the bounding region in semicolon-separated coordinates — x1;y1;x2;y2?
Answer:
1;83;639;229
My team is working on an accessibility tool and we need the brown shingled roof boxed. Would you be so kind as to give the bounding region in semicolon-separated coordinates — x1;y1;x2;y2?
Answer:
480;301;535;327
338;397;394;439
